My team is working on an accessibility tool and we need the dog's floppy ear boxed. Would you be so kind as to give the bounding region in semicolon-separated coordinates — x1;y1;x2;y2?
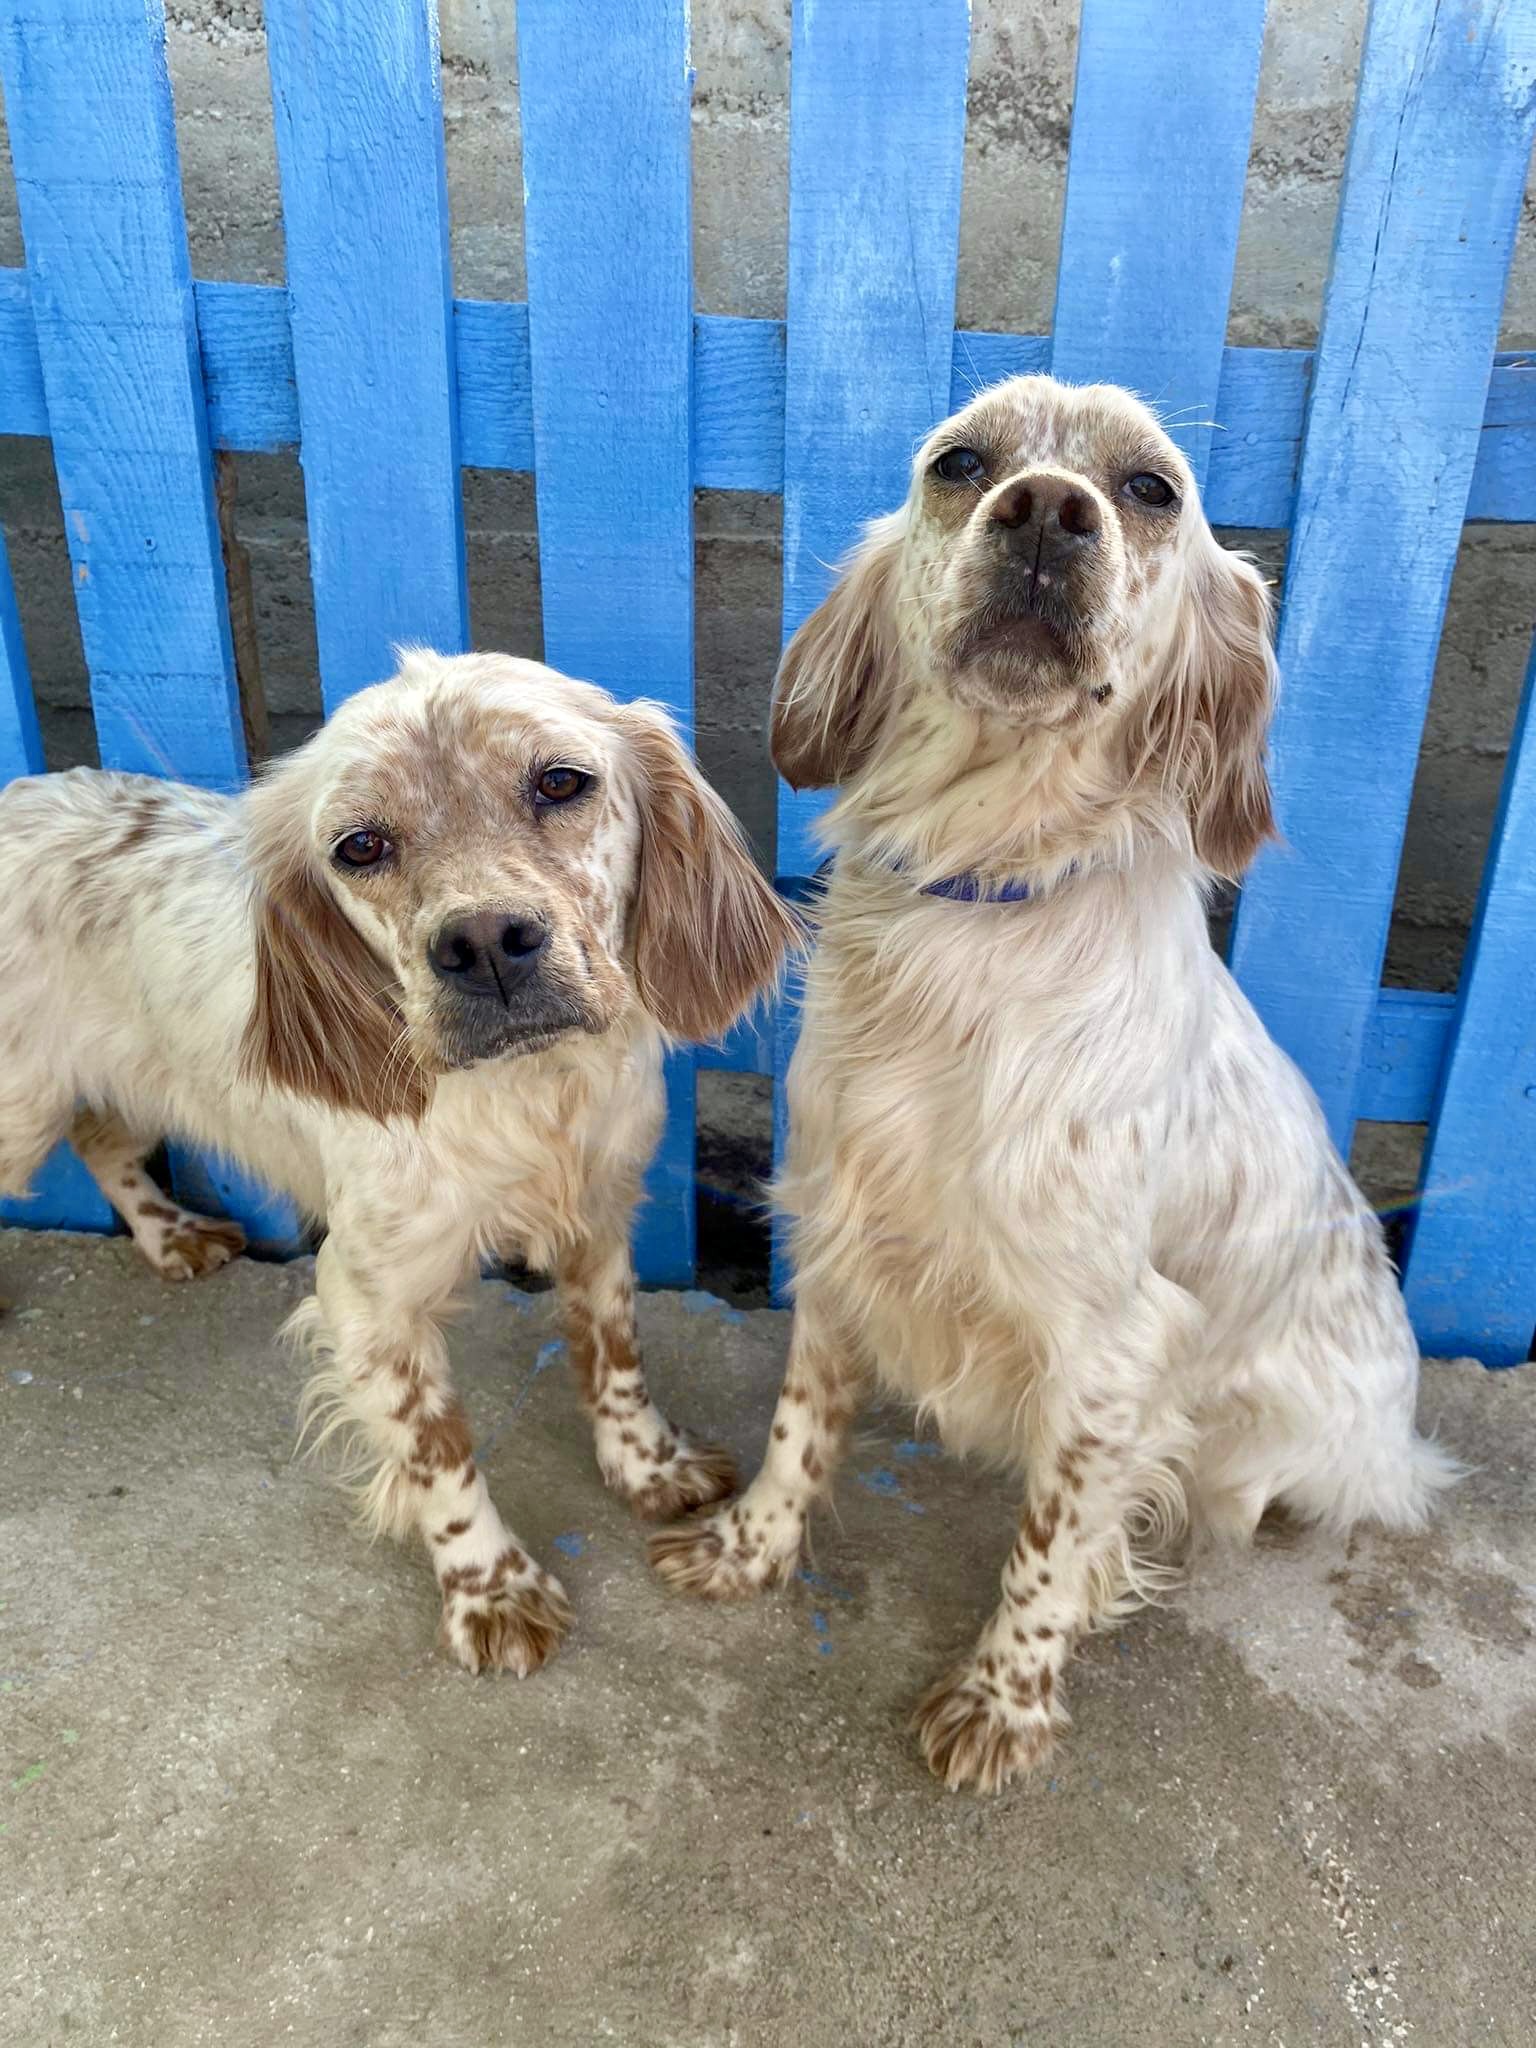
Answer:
239;755;430;1122
770;513;903;790
619;702;804;1043
1134;540;1278;881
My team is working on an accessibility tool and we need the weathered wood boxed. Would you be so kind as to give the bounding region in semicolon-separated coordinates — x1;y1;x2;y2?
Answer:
1228;0;1536;1158
1052;0;1267;489
516;0;699;1284
264;0;468;709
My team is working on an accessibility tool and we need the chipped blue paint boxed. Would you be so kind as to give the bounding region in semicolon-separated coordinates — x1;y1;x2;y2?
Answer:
798;1567;854;1604
809;1611;834;1657
893;1440;944;1462
551;1531;588;1560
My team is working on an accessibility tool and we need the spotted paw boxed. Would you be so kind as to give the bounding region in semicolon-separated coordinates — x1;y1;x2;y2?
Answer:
439;1570;572;1676
623;1436;738;1522
647;1498;802;1599
146;1211;247;1283
911;1664;1061;1794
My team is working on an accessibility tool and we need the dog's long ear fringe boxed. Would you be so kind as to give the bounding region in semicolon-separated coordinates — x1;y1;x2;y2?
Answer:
770;514;903;791
240;759;430;1122
621;703;804;1044
1133;542;1278;881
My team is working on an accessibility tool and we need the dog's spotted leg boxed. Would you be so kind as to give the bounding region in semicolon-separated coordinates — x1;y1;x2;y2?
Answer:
649;1293;863;1595
557;1214;736;1520
913;1413;1169;1794
69;1108;246;1281
307;1230;570;1676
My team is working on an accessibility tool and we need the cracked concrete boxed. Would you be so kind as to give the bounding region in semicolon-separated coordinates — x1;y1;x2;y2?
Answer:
3;1227;1534;2047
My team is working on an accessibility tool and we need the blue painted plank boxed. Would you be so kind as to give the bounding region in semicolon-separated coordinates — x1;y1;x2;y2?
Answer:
195;278;297;456
1051;0;1268;489
1229;0;1536;1150
1403;638;1536;1364
0;0;244;794
11;274;1536;525
264;0;467;710
774;0;971;1296
1355;988;1454;1126
0;0;266;1238
0;267;45;434
0;529;43;782
777;0;971;884
516;0;699;1287
1;525;115;1235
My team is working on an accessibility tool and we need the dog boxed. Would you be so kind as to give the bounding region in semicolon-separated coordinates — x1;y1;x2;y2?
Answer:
0;650;800;1676
650;375;1458;1791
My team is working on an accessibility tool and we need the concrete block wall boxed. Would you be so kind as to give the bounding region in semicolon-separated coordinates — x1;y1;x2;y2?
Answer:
2;0;1533;993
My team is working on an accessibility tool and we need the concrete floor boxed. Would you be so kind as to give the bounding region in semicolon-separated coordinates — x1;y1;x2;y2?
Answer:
2;1230;1533;2048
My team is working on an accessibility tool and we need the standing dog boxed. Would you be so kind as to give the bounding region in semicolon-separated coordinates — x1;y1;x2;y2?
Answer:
0;651;799;1675
651;376;1456;1790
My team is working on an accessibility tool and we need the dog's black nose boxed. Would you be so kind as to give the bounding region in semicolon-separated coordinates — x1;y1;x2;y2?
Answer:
428;910;548;1002
989;473;1101;562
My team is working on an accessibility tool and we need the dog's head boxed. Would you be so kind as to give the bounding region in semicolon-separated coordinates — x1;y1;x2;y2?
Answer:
240;651;799;1120
772;375;1277;878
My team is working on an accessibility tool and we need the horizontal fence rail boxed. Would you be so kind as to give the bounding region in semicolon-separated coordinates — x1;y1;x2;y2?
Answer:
1;0;1534;1360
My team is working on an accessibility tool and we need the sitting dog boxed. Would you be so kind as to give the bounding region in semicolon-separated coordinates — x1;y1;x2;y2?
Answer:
651;376;1457;1790
0;650;799;1675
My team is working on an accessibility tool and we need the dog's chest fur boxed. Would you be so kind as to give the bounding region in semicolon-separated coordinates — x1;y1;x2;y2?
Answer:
778;864;1215;1455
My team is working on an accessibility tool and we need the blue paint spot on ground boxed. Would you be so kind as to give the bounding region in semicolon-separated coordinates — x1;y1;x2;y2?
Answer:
856;1467;926;1514
678;1289;746;1326
501;1287;537;1314
552;1531;587;1559
798;1567;854;1603
893;1439;943;1461
533;1339;566;1371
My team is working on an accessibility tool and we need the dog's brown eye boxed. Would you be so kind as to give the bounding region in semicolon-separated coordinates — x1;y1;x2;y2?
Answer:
1125;472;1176;509
933;445;987;485
535;766;591;806
333;828;393;869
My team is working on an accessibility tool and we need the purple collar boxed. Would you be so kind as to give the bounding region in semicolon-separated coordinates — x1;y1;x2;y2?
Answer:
781;856;1069;908
919;869;1040;904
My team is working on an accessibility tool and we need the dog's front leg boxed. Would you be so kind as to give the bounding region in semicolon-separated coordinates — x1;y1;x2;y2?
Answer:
556;1202;737;1520
913;1281;1197;1793
308;1230;570;1676
648;1286;866;1596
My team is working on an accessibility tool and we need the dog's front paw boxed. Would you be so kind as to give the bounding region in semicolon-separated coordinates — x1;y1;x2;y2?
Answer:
439;1568;571;1677
912;1662;1061;1794
647;1497;802;1599
626;1433;745;1531
150;1211;247;1282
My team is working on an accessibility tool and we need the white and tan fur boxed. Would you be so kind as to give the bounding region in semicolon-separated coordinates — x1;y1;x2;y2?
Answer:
651;376;1457;1791
0;650;799;1677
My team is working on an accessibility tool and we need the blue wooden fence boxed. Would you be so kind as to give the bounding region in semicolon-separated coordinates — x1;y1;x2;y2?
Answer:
2;0;1535;1362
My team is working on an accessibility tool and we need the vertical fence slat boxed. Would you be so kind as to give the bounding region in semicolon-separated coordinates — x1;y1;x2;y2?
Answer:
0;0;297;1243
1050;0;1268;489
0;0;244;791
0;528;114;1231
772;0;971;1295
1402;639;1536;1363
0;531;43;781
776;0;971;886
516;0;698;1286
264;0;467;711
1228;0;1536;1149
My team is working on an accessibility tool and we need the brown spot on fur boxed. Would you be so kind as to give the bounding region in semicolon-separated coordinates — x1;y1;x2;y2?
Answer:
413;1403;474;1475
772;1422;788;1441
1024;1495;1063;1552
138;1199;179;1223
